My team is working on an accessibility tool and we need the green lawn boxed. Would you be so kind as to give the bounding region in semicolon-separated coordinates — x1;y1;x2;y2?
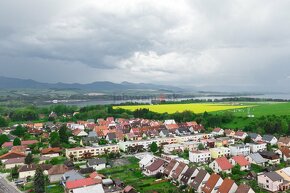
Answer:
99;157;178;193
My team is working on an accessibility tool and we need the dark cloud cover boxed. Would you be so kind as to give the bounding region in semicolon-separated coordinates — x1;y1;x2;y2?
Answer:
1;0;290;91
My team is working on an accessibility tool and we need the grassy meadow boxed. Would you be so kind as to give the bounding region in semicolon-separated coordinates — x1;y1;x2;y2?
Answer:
114;103;251;114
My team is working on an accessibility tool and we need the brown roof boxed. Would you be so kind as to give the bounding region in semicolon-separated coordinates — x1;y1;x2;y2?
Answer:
235;184;251;193
280;147;290;158
163;160;177;175
190;169;208;190
0;152;26;160
48;164;69;175
146;159;165;172
4;157;25;165
11;146;26;153
202;173;221;193
172;162;187;179
18;164;52;172
278;137;290;145
217;178;235;193
41;147;62;155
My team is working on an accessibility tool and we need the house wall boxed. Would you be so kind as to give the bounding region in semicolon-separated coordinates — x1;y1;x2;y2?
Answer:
258;175;282;192
19;170;36;179
5;163;25;169
49;174;63;183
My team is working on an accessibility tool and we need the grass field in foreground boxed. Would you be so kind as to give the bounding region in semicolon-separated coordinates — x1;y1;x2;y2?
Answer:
114;103;251;114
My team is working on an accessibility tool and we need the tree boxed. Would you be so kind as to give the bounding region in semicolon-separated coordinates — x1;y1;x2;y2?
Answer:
25;153;33;165
150;142;158;153
198;143;205;150
13;138;21;146
11;125;27;137
0;134;10;146
58;125;69;144
244;136;252;144
11;165;19;179
49;132;60;147
34;166;45;193
98;138;108;145
0;116;8;127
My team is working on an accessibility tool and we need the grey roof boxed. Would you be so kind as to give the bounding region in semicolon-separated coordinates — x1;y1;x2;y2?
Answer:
264;172;283;181
160;129;169;136
88;131;98;138
248;133;259;139
63;170;84;182
263;135;275;142
87;158;106;166
107;133;117;140
180;167;197;184
249;153;267;164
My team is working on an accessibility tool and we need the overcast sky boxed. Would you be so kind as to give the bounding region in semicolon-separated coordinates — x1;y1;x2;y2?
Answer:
1;0;290;92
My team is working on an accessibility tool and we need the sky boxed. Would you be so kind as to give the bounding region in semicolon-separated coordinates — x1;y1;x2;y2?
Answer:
1;0;290;92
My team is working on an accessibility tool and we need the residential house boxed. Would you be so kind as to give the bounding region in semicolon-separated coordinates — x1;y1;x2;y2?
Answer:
139;154;155;169
62;170;84;183
212;128;224;136
209;147;231;159
224;129;235;137
189;150;211;163
72;129;88;137
257;172;283;192
144;158;166;176
18;164;52;179
159;129;169;138
180;167;199;185
230;155;251;171
65;178;102;193
202;173;223;193
262;135;278;145
72;184;104;193
276;147;290;162
0;152;26;163
234;131;248;140
164;160;179;178
87;158;106;171
247;142;267;153
2;140;38;149
278;136;290;148
41;147;62;158
175;127;191;136
235;184;255;193
259;151;280;165
246;153;268;166
106;132;117;142
65;145;119;160
171;162;188;181
248;133;262;142
47;164;70;183
163;144;184;154
190;169;210;193
215;137;235;147
209;157;233;174
229;144;250;156
3;157;25;169
164;120;176;125
217;178;238;193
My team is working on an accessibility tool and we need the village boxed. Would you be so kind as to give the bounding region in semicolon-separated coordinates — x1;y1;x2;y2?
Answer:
1;114;290;193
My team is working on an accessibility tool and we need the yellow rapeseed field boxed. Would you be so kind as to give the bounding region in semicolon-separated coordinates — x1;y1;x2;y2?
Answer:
113;103;251;114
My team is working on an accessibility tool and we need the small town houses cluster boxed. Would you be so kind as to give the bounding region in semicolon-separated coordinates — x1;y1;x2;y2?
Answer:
2;117;290;192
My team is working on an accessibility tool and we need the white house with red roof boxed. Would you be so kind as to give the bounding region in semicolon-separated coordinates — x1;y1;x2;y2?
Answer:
209;157;233;174
230;155;251;171
65;178;102;192
212;128;224;136
234;131;248;140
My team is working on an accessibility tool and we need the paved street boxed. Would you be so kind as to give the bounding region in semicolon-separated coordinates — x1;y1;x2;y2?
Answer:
0;176;21;193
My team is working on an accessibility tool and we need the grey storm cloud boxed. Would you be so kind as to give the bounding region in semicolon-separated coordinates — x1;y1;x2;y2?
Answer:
1;0;290;91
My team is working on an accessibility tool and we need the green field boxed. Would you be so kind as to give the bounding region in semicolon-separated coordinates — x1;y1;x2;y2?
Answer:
114;103;251;114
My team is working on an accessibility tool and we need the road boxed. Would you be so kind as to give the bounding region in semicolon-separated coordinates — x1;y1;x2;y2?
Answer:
0;176;21;193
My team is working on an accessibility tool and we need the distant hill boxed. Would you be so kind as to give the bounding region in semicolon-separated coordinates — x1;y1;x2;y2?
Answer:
0;76;183;92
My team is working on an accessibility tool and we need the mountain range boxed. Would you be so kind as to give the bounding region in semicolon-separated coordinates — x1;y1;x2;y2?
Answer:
0;76;183;92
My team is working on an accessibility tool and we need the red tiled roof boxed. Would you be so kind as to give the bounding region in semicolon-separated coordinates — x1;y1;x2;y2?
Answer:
202;173;221;193
146;159;165;172
213;128;222;132
41;147;61;154
235;131;245;136
215;157;233;170
89;172;105;179
217;178;235;193
0;151;26;160
232;155;250;166
66;178;101;189
172;162;187;179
